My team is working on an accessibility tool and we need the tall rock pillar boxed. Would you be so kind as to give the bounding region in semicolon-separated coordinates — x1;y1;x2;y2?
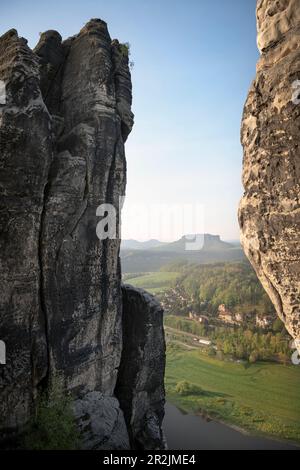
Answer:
239;0;300;348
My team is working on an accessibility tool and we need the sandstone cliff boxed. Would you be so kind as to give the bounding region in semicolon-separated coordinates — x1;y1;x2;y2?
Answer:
0;20;165;449
239;1;300;347
117;285;166;450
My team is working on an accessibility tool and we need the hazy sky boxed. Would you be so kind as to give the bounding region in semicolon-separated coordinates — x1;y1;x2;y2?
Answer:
1;0;259;241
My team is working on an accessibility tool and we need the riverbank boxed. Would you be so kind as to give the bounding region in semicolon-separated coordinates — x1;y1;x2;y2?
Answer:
165;344;300;445
163;402;300;450
196;407;300;448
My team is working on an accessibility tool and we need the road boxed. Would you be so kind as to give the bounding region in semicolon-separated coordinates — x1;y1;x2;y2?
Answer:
164;325;211;342
164;325;213;350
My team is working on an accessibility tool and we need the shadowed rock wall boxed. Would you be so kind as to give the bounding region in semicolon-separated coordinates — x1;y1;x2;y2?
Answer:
0;20;165;449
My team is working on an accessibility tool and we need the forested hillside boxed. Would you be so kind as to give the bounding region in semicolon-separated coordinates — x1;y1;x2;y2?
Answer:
161;261;274;316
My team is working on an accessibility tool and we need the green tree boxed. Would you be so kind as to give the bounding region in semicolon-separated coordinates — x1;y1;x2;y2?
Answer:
249;351;258;364
24;375;79;450
208;346;216;357
175;381;203;396
273;318;284;333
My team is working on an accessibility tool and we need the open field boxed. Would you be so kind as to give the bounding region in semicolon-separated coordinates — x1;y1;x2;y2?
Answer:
165;345;300;444
123;271;179;294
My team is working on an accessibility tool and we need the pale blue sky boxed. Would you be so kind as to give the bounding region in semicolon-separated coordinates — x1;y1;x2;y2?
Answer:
1;0;259;241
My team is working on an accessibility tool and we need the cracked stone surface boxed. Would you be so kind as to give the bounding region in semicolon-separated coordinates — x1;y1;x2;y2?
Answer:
116;285;166;450
0;28;51;434
73;392;130;450
239;0;300;348
0;20;165;449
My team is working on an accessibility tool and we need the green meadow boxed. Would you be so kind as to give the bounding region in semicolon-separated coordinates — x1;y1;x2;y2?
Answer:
165;345;300;444
124;271;179;294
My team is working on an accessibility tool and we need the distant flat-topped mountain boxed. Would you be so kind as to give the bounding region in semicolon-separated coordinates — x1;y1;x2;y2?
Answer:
224;239;242;248
121;234;245;273
150;234;233;252
121;239;166;250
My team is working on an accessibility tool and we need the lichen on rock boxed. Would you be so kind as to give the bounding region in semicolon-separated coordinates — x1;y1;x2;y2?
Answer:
239;0;300;349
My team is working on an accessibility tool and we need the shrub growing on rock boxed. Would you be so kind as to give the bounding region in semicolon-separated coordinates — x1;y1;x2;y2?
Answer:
23;375;79;450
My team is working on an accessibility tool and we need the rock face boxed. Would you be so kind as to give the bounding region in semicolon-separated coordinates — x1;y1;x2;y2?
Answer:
239;1;300;347
0;20;165;449
116;285;166;450
0;28;52;434
73;392;130;450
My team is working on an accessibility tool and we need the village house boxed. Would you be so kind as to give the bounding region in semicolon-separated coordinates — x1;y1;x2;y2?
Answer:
198;338;211;346
218;304;235;324
256;315;273;329
188;312;209;325
198;315;209;325
189;312;198;320
235;313;243;323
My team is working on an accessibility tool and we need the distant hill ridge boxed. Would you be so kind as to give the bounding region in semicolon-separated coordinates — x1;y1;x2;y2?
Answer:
121;234;234;252
121;239;166;250
121;234;245;273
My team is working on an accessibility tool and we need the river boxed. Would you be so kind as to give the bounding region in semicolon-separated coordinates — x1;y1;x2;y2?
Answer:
163;402;299;450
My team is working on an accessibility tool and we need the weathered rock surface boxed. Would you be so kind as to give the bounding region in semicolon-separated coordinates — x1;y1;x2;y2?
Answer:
0;29;51;436
116;285;166;450
256;0;300;53
35;19;127;397
239;1;300;346
73;392;130;450
0;20;165;449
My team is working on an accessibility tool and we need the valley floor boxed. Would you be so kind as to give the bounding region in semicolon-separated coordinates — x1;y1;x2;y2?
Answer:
124;266;300;444
165;343;300;444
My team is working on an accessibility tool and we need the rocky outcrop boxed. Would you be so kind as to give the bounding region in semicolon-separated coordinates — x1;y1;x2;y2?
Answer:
239;1;300;347
0;29;52;435
116;285;166;450
0;20;165;449
73;392;130;450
